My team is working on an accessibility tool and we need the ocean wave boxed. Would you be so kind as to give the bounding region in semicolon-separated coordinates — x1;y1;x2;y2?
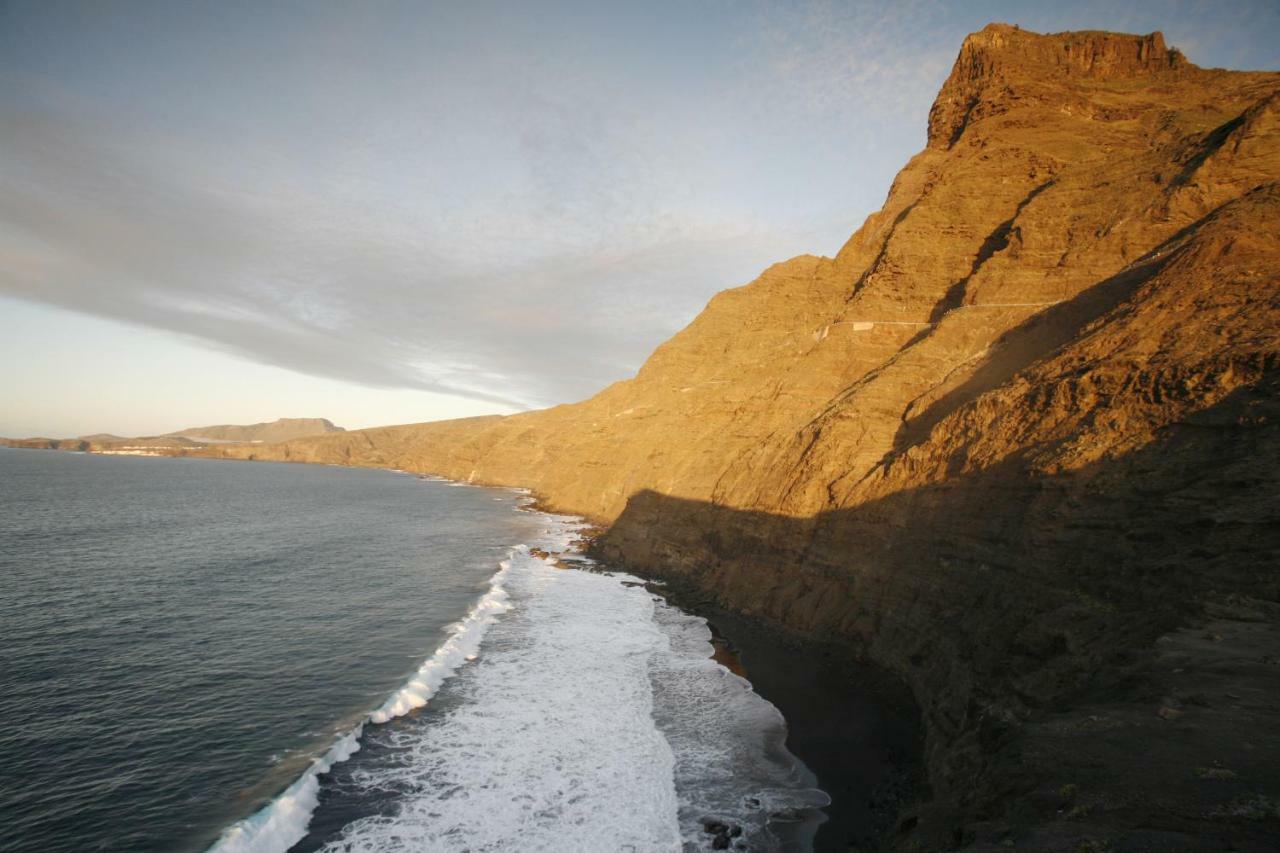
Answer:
208;727;362;853
311;517;684;853
210;506;827;853
368;559;514;724
207;547;522;853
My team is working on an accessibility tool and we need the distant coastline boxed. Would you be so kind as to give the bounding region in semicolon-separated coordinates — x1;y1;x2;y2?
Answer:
0;417;343;455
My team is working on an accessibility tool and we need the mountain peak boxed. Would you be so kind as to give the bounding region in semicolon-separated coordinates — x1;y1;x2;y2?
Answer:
928;24;1188;149
960;23;1179;78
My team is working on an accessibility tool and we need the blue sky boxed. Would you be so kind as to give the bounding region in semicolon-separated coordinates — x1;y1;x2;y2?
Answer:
2;0;1277;437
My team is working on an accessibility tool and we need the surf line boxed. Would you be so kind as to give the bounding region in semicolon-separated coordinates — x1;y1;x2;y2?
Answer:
207;547;521;853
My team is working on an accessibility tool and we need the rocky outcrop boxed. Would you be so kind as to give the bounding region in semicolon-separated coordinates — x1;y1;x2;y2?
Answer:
192;25;1280;851
927;24;1185;150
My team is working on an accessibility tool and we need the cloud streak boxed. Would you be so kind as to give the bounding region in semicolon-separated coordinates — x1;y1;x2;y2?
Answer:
0;89;813;408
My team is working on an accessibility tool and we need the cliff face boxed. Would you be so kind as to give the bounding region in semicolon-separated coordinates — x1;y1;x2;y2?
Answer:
198;25;1280;851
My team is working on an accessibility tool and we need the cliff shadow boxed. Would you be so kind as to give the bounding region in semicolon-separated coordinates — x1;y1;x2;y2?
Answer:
593;376;1280;850
896;194;1256;457
927;179;1055;324
898;252;1172;455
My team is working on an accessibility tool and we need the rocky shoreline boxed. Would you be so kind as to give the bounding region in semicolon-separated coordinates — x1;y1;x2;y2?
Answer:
664;587;923;853
559;521;924;853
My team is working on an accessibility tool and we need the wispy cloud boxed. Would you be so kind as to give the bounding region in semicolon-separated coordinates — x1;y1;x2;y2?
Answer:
0;87;812;408
741;0;957;119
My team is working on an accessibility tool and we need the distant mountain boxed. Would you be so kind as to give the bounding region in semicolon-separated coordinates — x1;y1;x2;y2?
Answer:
1;418;344;452
164;418;345;444
0;437;86;451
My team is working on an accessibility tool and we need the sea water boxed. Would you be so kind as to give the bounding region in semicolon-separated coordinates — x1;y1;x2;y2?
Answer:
0;448;827;852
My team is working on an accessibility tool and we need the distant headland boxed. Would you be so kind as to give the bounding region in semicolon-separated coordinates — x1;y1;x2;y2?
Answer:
1;417;344;455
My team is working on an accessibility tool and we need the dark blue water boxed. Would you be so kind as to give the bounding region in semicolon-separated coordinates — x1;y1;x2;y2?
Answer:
0;448;540;853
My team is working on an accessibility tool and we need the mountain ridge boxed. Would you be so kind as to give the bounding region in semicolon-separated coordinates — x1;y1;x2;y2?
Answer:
164;417;344;443
0;417;344;451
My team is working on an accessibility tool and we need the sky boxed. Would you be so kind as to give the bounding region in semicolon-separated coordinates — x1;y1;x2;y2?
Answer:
2;1;1277;437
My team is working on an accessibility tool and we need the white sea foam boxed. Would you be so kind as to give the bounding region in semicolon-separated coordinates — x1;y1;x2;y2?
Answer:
314;517;684;853
210;727;363;853
648;600;831;851
207;547;521;853
211;507;827;853
368;561;514;724
312;514;828;852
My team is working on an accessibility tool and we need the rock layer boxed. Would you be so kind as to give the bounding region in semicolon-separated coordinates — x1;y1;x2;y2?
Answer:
191;25;1280;851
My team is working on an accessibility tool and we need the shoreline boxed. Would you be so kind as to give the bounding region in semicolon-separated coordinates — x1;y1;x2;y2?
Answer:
562;516;924;853
642;579;924;853
15;447;925;850
209;478;862;852
441;479;926;851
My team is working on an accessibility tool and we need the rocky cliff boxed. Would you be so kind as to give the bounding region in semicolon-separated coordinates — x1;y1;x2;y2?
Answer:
195;25;1279;851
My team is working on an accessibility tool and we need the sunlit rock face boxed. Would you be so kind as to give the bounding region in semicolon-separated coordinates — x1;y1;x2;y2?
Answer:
193;25;1280;851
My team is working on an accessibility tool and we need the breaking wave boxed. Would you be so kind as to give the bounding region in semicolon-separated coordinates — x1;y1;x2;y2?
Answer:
210;502;827;853
208;547;521;852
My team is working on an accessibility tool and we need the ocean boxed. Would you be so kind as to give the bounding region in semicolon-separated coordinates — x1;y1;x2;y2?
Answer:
0;448;827;852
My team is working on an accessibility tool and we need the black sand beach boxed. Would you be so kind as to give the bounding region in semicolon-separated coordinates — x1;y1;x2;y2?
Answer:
624;566;924;853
